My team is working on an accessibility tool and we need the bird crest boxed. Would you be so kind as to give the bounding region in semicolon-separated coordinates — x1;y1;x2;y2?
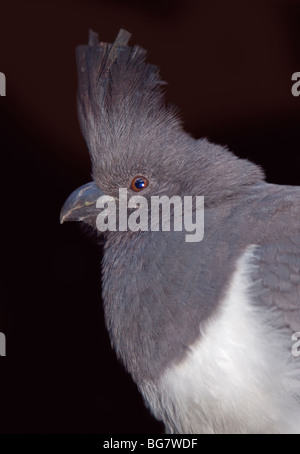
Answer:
76;29;177;168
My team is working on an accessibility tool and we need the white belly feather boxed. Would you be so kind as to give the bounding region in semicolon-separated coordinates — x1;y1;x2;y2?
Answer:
140;246;300;434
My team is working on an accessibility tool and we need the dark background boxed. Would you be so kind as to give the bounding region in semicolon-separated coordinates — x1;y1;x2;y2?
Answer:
1;0;300;434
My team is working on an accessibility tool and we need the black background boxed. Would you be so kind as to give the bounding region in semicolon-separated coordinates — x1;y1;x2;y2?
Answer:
1;0;300;434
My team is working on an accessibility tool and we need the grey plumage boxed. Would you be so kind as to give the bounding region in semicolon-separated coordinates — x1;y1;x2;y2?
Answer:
61;29;300;434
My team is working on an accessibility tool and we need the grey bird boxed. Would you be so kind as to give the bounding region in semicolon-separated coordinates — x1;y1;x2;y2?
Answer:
60;29;300;434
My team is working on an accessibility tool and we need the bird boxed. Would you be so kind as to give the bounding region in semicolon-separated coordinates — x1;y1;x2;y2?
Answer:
60;29;300;434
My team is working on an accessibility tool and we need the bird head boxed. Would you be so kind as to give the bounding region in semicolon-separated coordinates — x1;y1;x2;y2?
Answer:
60;29;264;229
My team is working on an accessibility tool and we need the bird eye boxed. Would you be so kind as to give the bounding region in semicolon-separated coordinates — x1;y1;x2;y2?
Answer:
130;176;149;192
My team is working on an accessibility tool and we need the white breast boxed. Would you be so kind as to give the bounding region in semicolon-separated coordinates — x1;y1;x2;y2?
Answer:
140;246;300;434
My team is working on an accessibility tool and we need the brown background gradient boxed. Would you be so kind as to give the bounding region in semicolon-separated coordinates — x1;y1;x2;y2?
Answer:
1;0;300;433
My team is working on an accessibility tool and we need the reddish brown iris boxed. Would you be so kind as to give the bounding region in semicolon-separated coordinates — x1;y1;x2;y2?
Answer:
130;176;149;192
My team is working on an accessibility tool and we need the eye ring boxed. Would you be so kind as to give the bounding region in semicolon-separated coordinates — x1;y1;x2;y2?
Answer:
130;176;149;192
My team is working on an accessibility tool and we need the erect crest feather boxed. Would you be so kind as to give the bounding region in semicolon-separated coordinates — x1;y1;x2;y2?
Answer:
76;29;175;163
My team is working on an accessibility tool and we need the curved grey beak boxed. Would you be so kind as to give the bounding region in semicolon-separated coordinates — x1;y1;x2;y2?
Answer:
60;181;104;224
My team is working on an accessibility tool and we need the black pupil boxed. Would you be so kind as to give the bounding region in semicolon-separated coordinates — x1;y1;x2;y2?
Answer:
135;178;145;190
